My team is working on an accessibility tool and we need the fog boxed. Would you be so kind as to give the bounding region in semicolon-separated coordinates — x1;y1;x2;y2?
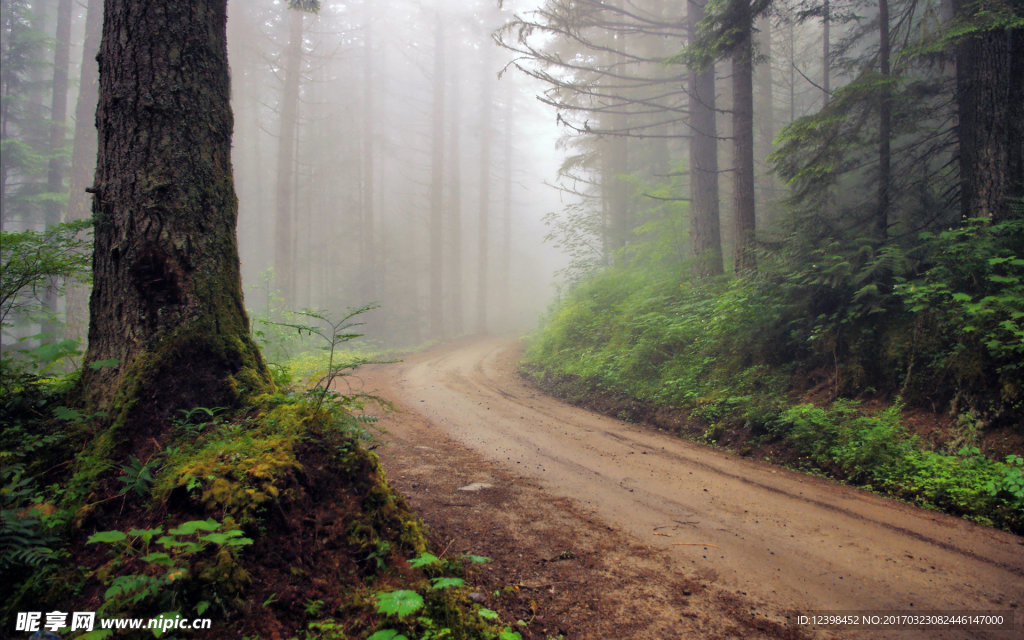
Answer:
225;0;566;345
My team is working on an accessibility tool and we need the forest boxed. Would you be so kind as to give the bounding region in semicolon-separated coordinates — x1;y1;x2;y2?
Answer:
1;0;1022;638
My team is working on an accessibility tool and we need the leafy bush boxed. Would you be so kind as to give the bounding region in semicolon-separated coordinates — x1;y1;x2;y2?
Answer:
770;404;1021;530
87;518;253;617
893;217;1024;419
0;219;91;325
526;217;1024;531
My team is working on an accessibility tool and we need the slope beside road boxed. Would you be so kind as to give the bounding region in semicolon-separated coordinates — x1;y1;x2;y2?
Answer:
354;337;1023;639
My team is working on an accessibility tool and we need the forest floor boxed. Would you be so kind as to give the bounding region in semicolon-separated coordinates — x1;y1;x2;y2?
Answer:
354;337;1023;640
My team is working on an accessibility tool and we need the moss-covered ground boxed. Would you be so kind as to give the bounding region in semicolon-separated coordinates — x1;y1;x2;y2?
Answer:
1;357;517;639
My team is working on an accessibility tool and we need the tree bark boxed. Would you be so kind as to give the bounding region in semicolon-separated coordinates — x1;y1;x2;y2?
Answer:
500;96;513;327
274;7;304;305
732;0;757;275
877;0;891;241
447;50;464;336
46;0;71;224
754;13;776;228
602;117;630;259
360;19;376;303
955;0;1024;222
64;0;102;342
429;14;446;338
41;0;71;338
476;41;495;334
688;0;724;278
81;0;270;428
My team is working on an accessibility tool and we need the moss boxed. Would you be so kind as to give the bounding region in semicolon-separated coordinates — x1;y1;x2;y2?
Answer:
66;310;274;522
158;432;302;522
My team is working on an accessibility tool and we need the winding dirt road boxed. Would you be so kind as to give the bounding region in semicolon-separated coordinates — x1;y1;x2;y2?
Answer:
360;337;1023;639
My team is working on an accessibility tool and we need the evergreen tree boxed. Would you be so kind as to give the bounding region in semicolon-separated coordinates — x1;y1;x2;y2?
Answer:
953;0;1024;222
80;0;271;427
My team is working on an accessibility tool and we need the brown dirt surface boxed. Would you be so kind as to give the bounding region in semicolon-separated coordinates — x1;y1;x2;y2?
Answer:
354;337;1024;640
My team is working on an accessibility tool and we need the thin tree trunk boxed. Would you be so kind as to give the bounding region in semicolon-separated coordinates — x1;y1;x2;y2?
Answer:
823;0;831;106
500;97;513;328
429;14;446;338
64;0;102;342
732;0;757;275
754;13;776;228
789;17;796;123
877;0;891;240
603;113;630;258
361;20;376;303
476;41;494;334
46;0;71;223
447;51;464;336
688;0;723;278
274;7;304;305
42;0;72;339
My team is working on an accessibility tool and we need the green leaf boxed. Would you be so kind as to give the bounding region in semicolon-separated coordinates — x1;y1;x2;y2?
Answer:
149;612;182;638
498;629;523;640
988;274;1020;285
141;552;175;567
87;530;127;544
408;552;440;568
375;590;424;618
463;554;492;564
53;405;82;421
129;527;164;544
429;577;465;590
168;519;220;536
368;630;408;640
478;607;500;620
156;536;202;553
198;531;244;545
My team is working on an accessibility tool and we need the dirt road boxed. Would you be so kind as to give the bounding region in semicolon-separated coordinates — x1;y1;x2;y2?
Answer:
358;337;1023;639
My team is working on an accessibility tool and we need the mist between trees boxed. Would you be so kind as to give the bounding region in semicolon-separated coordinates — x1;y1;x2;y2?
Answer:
1;0;567;352
1;0;1020;352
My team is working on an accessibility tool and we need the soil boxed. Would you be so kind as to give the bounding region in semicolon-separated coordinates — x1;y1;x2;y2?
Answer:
356;336;1024;640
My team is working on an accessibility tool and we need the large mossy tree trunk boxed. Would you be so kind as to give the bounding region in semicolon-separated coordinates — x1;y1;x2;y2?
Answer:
80;0;271;434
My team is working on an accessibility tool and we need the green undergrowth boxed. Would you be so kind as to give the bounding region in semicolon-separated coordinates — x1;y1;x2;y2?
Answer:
524;221;1024;532
2;348;513;639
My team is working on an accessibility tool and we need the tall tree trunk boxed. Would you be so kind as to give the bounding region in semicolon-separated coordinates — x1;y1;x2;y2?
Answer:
81;0;270;428
41;0;71;339
754;13;776;228
429;14;446;338
274;7;304;305
447;51;464;336
476;41;494;334
955;0;1024;222
688;0;724;278
732;0;757;275
603;113;630;258
64;0;102;342
360;20;376;303
877;0;891;241
46;0;71;224
500;96;513;328
823;0;831;107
